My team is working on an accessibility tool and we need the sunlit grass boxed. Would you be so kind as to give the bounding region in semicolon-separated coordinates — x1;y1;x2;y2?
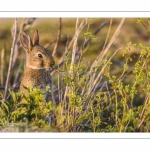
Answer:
1;18;150;132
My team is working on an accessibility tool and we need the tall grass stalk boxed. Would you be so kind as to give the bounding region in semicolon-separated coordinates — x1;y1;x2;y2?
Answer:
3;19;18;101
0;45;5;86
82;18;126;97
52;18;62;57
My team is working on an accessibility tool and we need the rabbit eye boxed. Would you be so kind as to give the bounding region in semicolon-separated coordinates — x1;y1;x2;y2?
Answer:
37;53;43;58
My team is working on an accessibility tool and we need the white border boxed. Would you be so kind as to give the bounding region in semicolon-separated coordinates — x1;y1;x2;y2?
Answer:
0;137;148;150
0;0;149;12
0;0;149;17
0;133;149;150
0;133;150;138
0;11;150;18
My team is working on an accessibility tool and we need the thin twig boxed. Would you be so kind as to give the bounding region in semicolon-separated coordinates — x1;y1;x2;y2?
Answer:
136;110;150;132
44;38;57;48
3;18;18;101
51;20;108;72
20;18;36;31
87;18;126;95
102;19;112;51
70;18;79;67
89;48;122;96
83;21;109;49
0;43;5;86
67;19;86;52
52;18;62;57
50;19;87;74
98;18;126;62
139;95;150;119
134;94;150;132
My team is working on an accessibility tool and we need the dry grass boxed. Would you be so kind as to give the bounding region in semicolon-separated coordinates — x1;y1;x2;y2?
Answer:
0;18;149;96
0;18;150;132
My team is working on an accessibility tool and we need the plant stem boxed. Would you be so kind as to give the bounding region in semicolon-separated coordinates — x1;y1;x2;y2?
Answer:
3;19;18;101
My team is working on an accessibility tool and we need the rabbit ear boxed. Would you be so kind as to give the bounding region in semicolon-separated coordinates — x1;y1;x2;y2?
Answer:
20;31;33;53
32;29;39;45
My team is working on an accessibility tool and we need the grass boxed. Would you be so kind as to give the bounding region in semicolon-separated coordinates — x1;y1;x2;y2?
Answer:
1;18;150;132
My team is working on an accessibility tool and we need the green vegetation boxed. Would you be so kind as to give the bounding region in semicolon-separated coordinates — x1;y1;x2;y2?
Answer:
1;18;150;132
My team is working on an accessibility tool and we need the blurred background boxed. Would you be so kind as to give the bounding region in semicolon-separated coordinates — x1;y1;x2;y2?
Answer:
0;18;150;94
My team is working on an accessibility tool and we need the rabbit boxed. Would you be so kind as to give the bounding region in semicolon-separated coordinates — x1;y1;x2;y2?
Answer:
19;29;55;103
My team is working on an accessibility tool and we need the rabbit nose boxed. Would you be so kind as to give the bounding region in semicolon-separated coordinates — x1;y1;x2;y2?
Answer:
51;60;55;67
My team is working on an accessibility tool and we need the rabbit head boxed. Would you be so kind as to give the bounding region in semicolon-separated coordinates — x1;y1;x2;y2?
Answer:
20;30;55;70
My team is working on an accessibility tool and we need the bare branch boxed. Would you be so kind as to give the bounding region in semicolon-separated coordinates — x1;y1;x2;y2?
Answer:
83;21;109;49
20;18;36;31
52;18;62;57
0;43;5;86
3;18;18;101
51;20;108;72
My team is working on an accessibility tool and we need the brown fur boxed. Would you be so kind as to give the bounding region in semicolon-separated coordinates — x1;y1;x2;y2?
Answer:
19;30;55;101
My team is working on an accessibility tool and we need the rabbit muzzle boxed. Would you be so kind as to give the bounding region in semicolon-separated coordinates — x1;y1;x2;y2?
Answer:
44;60;55;69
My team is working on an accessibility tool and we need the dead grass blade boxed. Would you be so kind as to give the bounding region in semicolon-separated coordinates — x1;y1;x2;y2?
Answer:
0;43;5;86
87;18;126;95
3;19;18;101
52;18;62;57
